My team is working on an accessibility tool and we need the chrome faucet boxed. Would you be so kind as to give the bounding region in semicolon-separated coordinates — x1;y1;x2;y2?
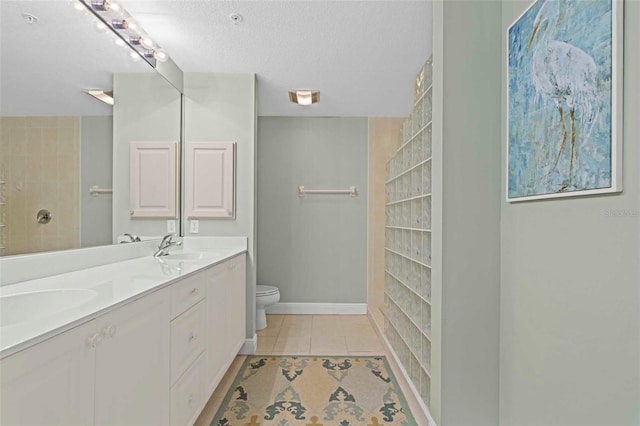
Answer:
154;234;182;257
122;233;141;243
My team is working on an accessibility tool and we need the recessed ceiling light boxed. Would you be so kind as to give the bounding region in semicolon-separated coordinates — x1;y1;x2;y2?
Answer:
288;90;320;106
230;13;243;24
83;89;114;105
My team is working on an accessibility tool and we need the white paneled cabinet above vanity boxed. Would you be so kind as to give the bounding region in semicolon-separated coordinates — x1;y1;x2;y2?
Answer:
184;142;236;219
0;251;247;426
129;141;179;218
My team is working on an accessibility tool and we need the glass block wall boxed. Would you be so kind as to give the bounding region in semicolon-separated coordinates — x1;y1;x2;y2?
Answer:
384;56;432;407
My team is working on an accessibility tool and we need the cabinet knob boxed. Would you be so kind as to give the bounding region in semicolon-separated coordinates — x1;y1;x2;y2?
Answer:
189;333;198;342
103;325;117;338
87;333;102;348
190;288;199;295
188;393;194;405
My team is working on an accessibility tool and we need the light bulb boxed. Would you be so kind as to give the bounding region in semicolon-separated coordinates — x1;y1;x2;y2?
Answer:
154;49;168;62
73;1;85;12
114;37;126;47
94;20;108;32
109;1;120;12
141;37;154;48
127;21;138;31
129;50;141;62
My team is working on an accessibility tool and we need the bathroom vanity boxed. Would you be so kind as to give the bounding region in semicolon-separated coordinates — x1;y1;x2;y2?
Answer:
0;240;246;426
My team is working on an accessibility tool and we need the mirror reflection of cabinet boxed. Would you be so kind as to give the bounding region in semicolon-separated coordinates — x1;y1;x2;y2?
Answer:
184;142;236;219
129;141;178;219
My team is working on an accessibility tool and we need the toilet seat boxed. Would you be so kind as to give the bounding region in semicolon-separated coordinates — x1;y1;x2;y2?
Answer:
256;285;279;297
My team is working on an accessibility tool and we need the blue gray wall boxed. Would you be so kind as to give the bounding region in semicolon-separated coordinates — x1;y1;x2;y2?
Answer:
81;116;112;248
500;1;640;424
182;73;257;339
112;73;182;240
257;117;368;304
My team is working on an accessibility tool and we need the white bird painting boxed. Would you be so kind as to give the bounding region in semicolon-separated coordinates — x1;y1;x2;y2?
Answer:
508;0;614;199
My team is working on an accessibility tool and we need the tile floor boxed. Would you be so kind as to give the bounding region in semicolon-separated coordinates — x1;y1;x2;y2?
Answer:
195;314;429;426
255;314;385;356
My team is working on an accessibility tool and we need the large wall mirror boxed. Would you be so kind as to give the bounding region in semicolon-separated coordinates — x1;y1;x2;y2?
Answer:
0;1;183;257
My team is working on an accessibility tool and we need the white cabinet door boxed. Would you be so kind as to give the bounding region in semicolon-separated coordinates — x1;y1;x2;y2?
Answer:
204;262;228;393
226;254;246;358
0;320;96;426
184;142;235;219
94;288;171;426
130;141;178;218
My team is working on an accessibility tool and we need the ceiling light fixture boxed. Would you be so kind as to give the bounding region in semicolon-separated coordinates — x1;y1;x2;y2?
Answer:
83;89;114;105
288;90;320;106
75;0;172;68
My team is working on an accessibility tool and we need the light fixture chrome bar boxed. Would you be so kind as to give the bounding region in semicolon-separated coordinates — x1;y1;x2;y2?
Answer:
298;186;357;197
77;0;157;67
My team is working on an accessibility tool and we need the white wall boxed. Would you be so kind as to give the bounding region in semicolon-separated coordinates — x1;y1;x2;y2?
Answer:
500;1;640;424
257;117;368;304
112;73;182;241
431;1;502;424
182;73;257;339
81;116;112;248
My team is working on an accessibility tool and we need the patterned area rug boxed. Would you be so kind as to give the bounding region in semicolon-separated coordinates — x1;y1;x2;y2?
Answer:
211;355;417;426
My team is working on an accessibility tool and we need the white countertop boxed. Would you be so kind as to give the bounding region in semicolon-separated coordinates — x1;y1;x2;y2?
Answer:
0;239;247;359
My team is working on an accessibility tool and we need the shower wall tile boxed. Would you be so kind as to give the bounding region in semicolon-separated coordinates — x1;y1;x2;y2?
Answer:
0;116;80;256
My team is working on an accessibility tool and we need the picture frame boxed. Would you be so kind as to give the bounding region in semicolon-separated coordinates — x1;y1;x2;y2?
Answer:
507;0;623;202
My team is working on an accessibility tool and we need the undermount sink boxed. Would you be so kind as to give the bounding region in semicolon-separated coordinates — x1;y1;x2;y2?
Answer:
158;252;221;262
0;289;98;327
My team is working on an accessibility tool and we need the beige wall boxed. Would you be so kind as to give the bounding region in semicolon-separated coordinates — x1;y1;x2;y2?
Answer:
0;117;80;256
367;117;403;322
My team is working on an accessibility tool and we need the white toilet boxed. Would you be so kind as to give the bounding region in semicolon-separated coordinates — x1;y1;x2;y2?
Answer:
256;285;280;330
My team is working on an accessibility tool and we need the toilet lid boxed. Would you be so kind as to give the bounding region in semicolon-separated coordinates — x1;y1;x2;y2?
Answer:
256;285;279;296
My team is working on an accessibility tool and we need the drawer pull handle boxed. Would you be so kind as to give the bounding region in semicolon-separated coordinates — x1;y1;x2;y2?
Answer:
87;333;102;348
189;333;198;342
188;393;194;405
190;288;199;295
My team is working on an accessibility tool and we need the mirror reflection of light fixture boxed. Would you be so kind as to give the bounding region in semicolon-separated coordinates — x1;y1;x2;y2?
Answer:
288;90;320;106
75;0;171;68
83;89;114;105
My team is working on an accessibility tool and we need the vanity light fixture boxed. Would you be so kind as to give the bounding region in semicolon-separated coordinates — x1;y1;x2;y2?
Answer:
74;0;171;68
83;89;114;105
288;90;320;106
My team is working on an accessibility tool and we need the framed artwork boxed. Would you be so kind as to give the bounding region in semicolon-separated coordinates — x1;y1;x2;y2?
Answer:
507;0;623;202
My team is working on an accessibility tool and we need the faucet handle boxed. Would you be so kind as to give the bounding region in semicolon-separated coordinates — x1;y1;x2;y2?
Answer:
124;233;141;242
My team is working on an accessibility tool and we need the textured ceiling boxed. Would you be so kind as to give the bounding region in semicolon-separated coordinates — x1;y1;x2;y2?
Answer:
1;1;432;118
126;0;432;117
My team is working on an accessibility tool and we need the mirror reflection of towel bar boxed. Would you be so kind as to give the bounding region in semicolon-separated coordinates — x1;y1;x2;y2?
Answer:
298;186;357;197
89;186;113;196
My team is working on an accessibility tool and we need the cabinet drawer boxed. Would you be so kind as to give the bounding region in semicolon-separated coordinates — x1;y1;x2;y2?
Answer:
171;273;205;319
170;353;204;426
170;301;205;385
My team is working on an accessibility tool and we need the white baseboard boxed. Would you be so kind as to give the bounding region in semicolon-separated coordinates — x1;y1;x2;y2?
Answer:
238;334;257;355
266;303;367;315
